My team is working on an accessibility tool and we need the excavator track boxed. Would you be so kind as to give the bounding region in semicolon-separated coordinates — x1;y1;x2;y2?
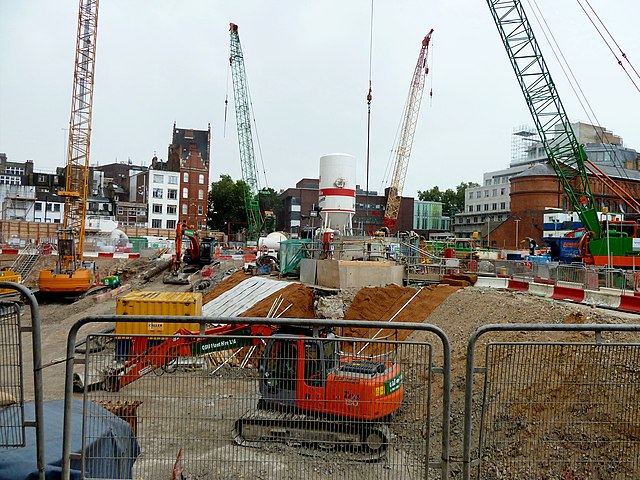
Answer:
233;408;391;462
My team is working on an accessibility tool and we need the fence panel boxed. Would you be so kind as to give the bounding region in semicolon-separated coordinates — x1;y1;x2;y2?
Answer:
65;317;451;480
0;303;25;447
464;324;640;480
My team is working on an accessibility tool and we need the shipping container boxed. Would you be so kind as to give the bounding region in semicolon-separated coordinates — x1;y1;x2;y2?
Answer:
115;291;203;358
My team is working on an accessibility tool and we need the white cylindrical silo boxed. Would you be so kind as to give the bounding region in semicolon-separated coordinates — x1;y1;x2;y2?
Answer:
318;153;356;234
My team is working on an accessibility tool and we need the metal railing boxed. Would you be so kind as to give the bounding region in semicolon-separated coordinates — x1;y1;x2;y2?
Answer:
63;317;452;480
463;324;640;480
0;283;45;480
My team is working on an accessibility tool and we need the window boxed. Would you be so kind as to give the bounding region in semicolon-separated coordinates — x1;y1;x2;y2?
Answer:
182;188;188;198
167;205;176;214
485;179;492;186
35;203;42;211
468;206;473;212
166;220;176;229
198;174;205;184
5;167;24;175
152;188;163;199
151;219;162;228
117;207;124;215
468;192;473;199
492;189;497;197
476;205;481;212
198;205;203;215
182;204;188;215
500;188;506;195
0;175;20;185
152;204;163;214
198;189;204;200
167;189;177;200
183;172;188;183
484;190;489;197
153;174;164;183
37;174;46;182
168;175;178;185
484;204;489;211
475;191;481;199
500;202;506;209
492;203;497;210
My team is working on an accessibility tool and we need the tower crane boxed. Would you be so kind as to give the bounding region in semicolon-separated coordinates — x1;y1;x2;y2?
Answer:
382;29;434;234
39;0;99;293
486;0;640;267
228;23;274;243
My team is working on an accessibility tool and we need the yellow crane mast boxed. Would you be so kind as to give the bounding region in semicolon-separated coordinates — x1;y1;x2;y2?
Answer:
39;0;100;294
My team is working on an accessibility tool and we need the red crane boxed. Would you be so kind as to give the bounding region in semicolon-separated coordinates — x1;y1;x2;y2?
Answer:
383;29;434;234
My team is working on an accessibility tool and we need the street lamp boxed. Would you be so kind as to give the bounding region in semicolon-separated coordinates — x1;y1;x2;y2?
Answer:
514;217;521;249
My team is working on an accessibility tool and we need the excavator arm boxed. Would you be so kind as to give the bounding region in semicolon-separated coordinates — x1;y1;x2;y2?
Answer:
105;323;276;391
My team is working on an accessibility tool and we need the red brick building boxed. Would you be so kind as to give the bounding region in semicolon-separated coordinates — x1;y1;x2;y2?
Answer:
486;163;640;249
169;124;211;230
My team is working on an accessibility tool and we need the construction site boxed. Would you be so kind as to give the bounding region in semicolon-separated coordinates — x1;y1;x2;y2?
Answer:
2;1;640;480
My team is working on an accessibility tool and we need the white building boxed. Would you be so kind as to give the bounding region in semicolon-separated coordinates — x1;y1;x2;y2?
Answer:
147;169;179;229
1;185;36;221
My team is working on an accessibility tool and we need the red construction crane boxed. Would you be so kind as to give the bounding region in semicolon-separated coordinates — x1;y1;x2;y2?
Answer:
382;29;433;234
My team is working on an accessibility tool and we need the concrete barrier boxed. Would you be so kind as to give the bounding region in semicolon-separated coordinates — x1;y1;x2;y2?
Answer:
474;277;509;289
507;279;530;291
551;285;585;303
527;282;554;297
618;294;640;313
583;290;621;309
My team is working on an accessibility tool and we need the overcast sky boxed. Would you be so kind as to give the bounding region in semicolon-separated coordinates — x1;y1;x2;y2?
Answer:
1;1;639;198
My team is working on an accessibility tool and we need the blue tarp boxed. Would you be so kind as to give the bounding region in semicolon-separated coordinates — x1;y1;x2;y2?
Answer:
0;400;140;480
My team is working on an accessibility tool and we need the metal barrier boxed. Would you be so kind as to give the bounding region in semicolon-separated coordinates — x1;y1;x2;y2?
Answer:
463;324;640;480
63;317;452;480
0;282;45;480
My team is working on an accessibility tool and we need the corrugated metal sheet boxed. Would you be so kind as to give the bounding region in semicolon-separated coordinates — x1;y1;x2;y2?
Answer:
203;276;295;318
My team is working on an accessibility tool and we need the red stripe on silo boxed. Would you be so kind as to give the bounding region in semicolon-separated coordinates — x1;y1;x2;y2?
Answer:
319;188;356;197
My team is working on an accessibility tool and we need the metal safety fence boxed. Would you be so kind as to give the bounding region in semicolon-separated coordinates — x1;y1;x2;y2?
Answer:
0;283;45;480
463;324;640;480
63;317;452;480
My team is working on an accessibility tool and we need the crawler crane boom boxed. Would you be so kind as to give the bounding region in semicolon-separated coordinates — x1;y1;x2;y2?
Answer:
383;29;434;233
39;0;99;293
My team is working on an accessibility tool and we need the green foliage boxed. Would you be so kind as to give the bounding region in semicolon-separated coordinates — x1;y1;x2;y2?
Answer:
417;181;479;216
207;175;250;233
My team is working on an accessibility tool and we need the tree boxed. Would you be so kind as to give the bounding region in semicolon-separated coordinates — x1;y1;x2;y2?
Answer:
417;181;479;216
207;175;250;233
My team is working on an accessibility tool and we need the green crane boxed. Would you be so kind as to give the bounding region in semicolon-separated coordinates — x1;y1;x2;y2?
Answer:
229;23;270;242
486;0;639;267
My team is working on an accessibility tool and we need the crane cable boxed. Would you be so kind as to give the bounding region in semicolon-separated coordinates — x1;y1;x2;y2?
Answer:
527;0;634;188
365;0;374;227
223;61;230;138
576;0;640;93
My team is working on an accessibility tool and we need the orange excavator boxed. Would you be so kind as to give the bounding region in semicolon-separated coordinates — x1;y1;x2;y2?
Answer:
163;221;218;284
100;323;403;460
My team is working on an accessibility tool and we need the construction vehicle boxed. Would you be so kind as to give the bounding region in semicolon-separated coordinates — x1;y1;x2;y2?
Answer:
163;222;218;284
382;29;434;234
38;0;100;294
100;322;403;459
486;0;640;268
228;23;276;243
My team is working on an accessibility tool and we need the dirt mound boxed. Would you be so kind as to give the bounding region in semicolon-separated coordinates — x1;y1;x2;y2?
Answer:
343;284;461;341
240;283;315;319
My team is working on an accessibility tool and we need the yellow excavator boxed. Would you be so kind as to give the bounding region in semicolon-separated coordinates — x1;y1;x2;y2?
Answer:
38;0;99;295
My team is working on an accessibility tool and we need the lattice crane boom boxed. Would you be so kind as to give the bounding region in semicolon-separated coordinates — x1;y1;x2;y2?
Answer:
383;29;434;233
38;0;99;293
59;0;99;268
229;23;263;242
